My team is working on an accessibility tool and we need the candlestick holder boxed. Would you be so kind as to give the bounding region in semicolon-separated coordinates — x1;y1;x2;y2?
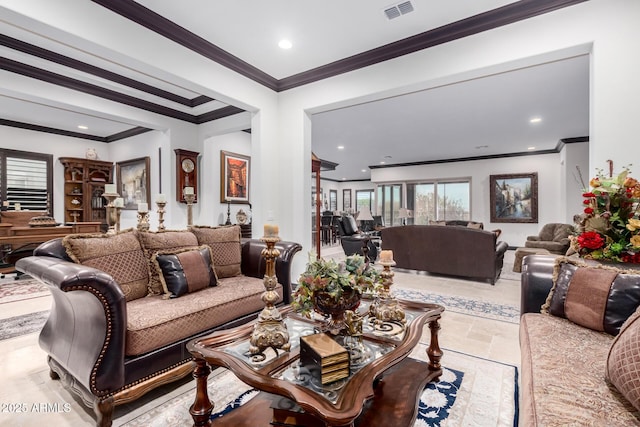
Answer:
184;192;195;226
249;235;290;355
103;192;119;235
156;201;167;231
115;206;122;232
136;210;150;231
369;259;406;325
225;201;232;225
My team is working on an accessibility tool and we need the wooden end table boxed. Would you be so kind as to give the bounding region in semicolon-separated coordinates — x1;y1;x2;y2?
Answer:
187;299;444;427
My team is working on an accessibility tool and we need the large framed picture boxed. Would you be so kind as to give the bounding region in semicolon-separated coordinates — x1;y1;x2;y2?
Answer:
490;172;538;223
116;157;150;210
220;150;250;204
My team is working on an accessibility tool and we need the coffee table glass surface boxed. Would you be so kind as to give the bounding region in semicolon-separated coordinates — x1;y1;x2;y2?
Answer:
187;299;444;427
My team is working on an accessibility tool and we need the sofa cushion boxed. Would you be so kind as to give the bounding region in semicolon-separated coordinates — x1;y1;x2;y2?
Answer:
519;313;638;426
190;225;242;278
137;230;199;295
62;229;149;301
607;307;640;411
153;246;218;298
542;257;640;335
124;276;281;356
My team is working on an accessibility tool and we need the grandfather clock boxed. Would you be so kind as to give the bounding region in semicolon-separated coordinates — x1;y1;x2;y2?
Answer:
175;149;199;203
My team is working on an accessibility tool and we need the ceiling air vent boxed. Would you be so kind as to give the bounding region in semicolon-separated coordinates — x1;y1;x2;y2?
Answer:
384;1;414;20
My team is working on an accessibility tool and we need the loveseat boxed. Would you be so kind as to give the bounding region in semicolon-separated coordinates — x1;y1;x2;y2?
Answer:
380;225;508;284
520;255;640;426
15;225;301;427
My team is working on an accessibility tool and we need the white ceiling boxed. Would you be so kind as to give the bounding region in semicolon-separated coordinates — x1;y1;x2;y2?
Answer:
0;0;589;178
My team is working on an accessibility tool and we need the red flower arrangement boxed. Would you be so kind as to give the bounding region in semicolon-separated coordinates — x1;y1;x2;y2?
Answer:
571;163;640;263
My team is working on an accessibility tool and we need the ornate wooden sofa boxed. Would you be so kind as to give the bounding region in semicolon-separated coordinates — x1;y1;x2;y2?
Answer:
15;225;301;427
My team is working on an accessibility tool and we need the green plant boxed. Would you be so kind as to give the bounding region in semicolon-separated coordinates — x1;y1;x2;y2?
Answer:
291;253;381;317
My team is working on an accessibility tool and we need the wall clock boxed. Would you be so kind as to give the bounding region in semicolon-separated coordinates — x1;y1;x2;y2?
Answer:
175;149;199;203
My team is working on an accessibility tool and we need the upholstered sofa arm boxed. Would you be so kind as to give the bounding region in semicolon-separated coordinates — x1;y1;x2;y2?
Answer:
15;254;127;397
240;239;302;304
520;254;558;315
496;241;509;255
526;235;540;241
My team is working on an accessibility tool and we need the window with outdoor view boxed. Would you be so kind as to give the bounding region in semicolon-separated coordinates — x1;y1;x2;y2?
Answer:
407;180;470;224
376;184;403;226
0;149;53;212
355;189;374;212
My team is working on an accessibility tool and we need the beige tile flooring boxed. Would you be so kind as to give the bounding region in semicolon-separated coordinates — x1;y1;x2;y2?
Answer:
0;247;521;426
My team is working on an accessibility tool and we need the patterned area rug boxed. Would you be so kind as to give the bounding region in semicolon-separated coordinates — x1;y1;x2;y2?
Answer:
117;343;518;427
0;278;49;304
394;288;520;324
0;310;49;340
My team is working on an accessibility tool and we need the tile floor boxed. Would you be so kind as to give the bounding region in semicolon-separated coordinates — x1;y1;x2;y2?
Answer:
0;246;522;426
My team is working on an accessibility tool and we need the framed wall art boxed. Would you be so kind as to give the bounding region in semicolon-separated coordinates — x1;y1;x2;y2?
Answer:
343;189;352;210
220;150;250;204
490;172;538;223
116;157;150;210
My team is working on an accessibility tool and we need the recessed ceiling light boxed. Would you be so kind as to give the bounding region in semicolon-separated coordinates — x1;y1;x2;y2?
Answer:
527;146;536;150
529;117;542;124
78;125;88;130
342;177;346;181
380;161;386;165
278;39;292;49
384;155;392;159
361;169;367;173
337;145;344;150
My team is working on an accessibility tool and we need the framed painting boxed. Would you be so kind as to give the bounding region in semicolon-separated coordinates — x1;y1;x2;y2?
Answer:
116;157;150;210
343;189;352;210
490;172;538;223
220;150;250;203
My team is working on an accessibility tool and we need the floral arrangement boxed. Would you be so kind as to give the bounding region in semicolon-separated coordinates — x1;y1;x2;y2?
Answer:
572;163;640;263
291;253;381;317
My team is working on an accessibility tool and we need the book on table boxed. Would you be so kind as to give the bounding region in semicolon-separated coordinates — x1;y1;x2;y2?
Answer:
299;332;349;385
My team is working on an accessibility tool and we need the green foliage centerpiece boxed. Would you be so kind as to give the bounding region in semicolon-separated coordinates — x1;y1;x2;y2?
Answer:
292;253;381;335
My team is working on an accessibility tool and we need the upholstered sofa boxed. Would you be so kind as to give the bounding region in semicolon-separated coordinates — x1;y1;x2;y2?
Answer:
15;225;301;427
380;225;508;284
520;255;640;426
524;222;574;254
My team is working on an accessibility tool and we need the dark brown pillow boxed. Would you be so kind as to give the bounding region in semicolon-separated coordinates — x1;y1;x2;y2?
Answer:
137;230;199;295
542;257;640;335
153;246;217;298
190;225;242;278
62;228;149;302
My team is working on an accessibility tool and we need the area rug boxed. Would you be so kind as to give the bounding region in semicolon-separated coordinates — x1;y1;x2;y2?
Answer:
116;343;518;427
0;310;49;340
0;278;49;304
394;287;520;324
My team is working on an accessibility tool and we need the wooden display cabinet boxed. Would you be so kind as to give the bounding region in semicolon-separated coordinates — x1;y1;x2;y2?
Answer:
59;157;113;230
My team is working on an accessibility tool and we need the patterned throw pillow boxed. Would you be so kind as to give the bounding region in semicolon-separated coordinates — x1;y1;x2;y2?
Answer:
606;307;640;411
190;225;242;278
153;246;217;298
137;230;199;295
542;257;640;335
62;228;149;302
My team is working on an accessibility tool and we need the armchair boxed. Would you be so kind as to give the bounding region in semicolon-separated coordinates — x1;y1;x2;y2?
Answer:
525;223;574;255
335;215;379;261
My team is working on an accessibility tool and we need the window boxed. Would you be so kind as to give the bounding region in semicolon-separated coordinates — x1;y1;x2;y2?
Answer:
407;180;470;225
329;189;337;211
376;184;402;226
355;189;374;212
0;149;53;212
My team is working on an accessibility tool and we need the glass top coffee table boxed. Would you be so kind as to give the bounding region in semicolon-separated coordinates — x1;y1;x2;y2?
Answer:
187;299;444;427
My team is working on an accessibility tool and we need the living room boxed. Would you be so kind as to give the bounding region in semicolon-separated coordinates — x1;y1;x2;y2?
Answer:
0;1;638;426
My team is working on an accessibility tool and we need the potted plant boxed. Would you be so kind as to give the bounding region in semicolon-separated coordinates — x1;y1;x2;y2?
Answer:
571;164;640;263
291;253;381;333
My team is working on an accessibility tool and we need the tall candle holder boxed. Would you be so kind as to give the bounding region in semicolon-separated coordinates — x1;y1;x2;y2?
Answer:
249;232;290;355
156;201;167;231
136;210;150;231
369;259;406;325
103;191;119;235
184;194;195;226
115;206;122;232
